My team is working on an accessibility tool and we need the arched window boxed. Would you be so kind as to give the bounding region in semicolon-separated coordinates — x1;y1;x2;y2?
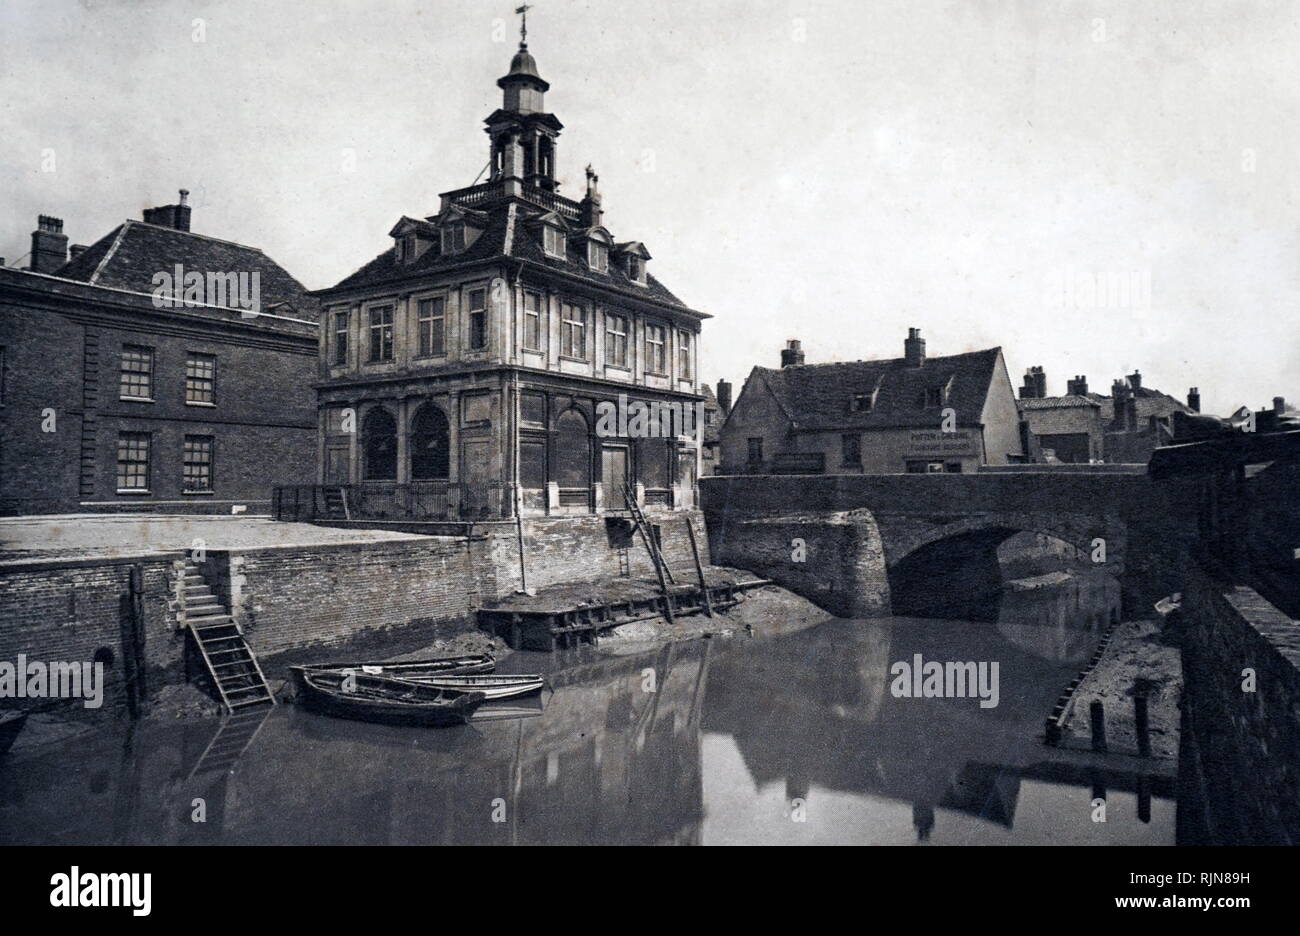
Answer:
410;404;450;480
555;409;590;488
362;407;397;480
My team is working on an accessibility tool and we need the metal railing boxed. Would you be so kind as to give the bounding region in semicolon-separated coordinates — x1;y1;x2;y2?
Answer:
272;482;514;523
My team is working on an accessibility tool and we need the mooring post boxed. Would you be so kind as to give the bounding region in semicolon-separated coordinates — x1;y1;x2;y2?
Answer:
1090;700;1107;752
1134;687;1151;758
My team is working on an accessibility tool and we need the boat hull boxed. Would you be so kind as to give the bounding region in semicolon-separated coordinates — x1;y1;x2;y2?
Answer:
415;674;545;700
291;669;486;727
296;654;495;679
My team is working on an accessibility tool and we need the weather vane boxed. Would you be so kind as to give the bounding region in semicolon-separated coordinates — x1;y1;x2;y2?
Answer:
515;4;531;47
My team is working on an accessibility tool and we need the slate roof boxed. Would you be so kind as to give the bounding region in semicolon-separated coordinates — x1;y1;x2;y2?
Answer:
746;347;1005;431
55;220;316;318
321;200;701;316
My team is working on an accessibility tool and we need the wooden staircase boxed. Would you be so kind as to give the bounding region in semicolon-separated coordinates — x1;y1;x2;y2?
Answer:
181;561;275;713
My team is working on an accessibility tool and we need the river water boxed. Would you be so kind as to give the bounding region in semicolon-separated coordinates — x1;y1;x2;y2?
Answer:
0;573;1175;845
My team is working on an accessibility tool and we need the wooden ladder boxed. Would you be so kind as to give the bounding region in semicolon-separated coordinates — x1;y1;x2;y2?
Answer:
322;486;350;519
181;560;275;713
622;483;677;625
186;704;273;780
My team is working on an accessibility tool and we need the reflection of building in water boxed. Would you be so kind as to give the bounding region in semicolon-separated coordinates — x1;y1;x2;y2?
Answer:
995;572;1121;663
0;642;713;845
701;617;1138;841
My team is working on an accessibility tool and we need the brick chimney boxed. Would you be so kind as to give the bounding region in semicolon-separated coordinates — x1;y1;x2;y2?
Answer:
904;328;926;367
1034;367;1047;398
1067;375;1089;396
1274;396;1287;415
1019;368;1037;399
142;189;192;232
579;167;603;228
1128;369;1142;392
1187;387;1200;412
1112;379;1129;424
781;339;805;368
716;379;732;417
29;215;68;273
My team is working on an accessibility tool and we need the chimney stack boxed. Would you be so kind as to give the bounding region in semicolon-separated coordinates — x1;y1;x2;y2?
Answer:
1034;367;1047;398
29;215;68;274
716;379;732;417
781;339;805;368
1128;369;1142;392
1112;379;1129;424
1067;375;1089;396
1187;387;1200;412
1274;396;1287;415
142;189;192;232
904;328;926;367
579;167;603;228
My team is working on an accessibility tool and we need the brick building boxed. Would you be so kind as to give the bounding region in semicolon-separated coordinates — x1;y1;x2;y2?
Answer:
1017;367;1196;464
0;196;318;515
311;35;709;518
719;330;1025;475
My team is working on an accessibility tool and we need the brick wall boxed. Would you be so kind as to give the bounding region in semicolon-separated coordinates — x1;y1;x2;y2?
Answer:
1178;573;1300;845
0;554;185;712
474;509;710;599
210;538;480;658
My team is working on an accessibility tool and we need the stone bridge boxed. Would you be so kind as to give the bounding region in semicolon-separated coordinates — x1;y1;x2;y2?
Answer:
699;470;1200;618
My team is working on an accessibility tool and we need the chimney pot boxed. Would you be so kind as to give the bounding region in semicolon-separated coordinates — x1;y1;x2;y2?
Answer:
1274;396;1286;415
1187;387;1201;413
780;339;805;368
1128;369;1142;391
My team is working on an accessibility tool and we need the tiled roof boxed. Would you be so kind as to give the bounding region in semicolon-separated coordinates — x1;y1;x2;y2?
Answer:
322;199;700;316
1018;394;1102;410
748;347;1004;431
55;220;315;317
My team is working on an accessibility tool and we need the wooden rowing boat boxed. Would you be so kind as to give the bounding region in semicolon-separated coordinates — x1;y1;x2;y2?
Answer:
290;668;486;727
296;653;495;679
413;673;544;700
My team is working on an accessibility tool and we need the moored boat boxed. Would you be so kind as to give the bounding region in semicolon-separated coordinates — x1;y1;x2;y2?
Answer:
296;653;495;679
414;673;544;700
290;668;486;727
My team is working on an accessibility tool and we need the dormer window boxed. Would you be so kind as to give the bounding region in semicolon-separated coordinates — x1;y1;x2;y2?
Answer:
924;386;945;408
396;234;415;263
442;222;466;255
588;242;608;273
627;255;646;284
543;225;564;259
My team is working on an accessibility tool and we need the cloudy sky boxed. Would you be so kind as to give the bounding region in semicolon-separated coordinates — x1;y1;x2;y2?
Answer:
2;0;1296;414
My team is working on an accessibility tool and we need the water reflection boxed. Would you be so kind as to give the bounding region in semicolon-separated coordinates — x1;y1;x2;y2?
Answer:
0;575;1172;845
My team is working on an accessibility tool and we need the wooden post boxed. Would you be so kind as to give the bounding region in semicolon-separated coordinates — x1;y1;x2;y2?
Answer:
685;517;713;617
1134;689;1151;758
1089;700;1107;752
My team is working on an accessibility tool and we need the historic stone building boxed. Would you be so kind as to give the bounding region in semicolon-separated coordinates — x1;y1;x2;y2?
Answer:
719;330;1025;475
312;35;708;519
1017;367;1197;464
0;197;318;515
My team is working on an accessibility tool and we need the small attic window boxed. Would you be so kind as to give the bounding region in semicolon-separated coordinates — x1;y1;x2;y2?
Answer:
441;222;466;255
588;241;608;274
543;225;564;259
397;234;415;263
923;386;945;408
627;255;646;284
852;392;874;412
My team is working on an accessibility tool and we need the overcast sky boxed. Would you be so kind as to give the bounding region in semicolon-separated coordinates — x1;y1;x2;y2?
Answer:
2;0;1297;414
